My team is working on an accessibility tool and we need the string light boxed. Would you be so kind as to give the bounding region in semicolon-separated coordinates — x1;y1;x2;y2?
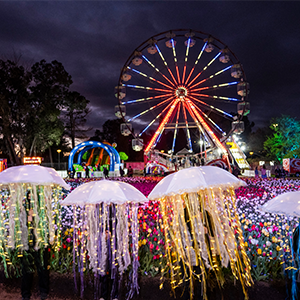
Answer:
156;186;253;299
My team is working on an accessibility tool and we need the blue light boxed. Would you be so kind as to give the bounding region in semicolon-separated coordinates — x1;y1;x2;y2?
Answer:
154;132;163;146
172;137;176;153
155;44;162;55
226;97;240;102
142;55;150;63
124;99;140;104
223;111;233;118
213;122;224;133
224;65;232;71
140;123;152;135
201;42;207;52
226;81;238;86
129;112;143;121
130;67;143;75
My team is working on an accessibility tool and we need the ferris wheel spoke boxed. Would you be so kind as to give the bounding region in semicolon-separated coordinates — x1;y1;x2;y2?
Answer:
142;55;176;88
183;101;207;138
183;101;216;148
189;93;240;103
171;102;182;154
155;44;178;85
154;124;167;148
182;104;193;150
122;83;171;93
139;101;176;136
170;39;181;84
189;80;238;93
187;52;221;88
128;96;175;122
189;65;233;90
184;41;207;85
121;93;173;105
192;103;226;134
127;66;174;90
189;95;233;119
185;100;227;153
144;98;180;153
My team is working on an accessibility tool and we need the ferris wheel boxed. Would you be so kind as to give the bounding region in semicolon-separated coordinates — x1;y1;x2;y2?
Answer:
115;29;250;158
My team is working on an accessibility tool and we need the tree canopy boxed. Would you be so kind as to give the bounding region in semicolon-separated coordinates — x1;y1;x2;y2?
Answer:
264;115;300;162
64;91;91;149
0;59;90;165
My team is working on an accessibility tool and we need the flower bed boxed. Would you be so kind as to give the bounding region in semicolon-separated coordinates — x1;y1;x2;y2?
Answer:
2;176;300;282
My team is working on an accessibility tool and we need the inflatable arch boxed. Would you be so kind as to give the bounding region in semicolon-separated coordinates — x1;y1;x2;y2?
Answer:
68;141;121;172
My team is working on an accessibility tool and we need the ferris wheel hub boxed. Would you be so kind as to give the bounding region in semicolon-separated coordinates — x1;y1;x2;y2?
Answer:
175;86;188;99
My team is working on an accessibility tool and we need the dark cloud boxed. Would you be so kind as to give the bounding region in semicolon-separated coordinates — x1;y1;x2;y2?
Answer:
0;1;299;133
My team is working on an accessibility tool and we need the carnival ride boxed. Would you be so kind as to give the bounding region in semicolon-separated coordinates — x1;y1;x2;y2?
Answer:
115;29;250;170
68;141;121;176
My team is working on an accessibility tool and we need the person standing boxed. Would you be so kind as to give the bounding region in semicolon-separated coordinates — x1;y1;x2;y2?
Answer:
119;166;124;177
255;166;260;179
275;166;280;178
103;167;109;179
85;165;90;178
261;165;267;179
127;166;133;177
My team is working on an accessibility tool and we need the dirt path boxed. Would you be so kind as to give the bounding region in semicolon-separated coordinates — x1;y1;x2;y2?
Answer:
0;272;287;300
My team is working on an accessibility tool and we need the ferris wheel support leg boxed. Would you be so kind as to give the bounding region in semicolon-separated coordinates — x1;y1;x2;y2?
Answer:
144;99;179;154
185;101;227;155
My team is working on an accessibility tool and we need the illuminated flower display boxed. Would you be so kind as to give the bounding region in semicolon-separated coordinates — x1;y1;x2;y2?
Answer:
1;174;300;293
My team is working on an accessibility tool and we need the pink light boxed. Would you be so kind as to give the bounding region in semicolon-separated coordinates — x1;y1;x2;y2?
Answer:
152;78;174;90
189;78;208;90
167;68;178;86
187;71;204;87
189;86;209;92
153;87;172;93
182;65;187;85
185;66;195;85
176;65;180;84
160;73;176;87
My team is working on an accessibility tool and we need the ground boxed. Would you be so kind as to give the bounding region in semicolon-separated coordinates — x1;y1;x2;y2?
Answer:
0;272;287;300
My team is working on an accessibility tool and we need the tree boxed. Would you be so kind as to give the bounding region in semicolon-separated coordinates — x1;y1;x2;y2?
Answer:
63;91;91;149
119;152;128;161
89;129;102;142
0;60;32;164
264;115;300;162
247;126;271;157
240;115;255;145
27;60;72;156
101;119;123;144
0;59;88;165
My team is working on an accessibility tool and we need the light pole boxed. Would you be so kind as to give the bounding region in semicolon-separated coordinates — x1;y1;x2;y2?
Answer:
57;149;61;170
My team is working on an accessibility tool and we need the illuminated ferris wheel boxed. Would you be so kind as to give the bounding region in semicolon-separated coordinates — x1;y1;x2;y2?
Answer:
115;29;250;157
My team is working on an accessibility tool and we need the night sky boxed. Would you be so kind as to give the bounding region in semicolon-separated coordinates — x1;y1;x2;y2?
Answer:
0;1;299;134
